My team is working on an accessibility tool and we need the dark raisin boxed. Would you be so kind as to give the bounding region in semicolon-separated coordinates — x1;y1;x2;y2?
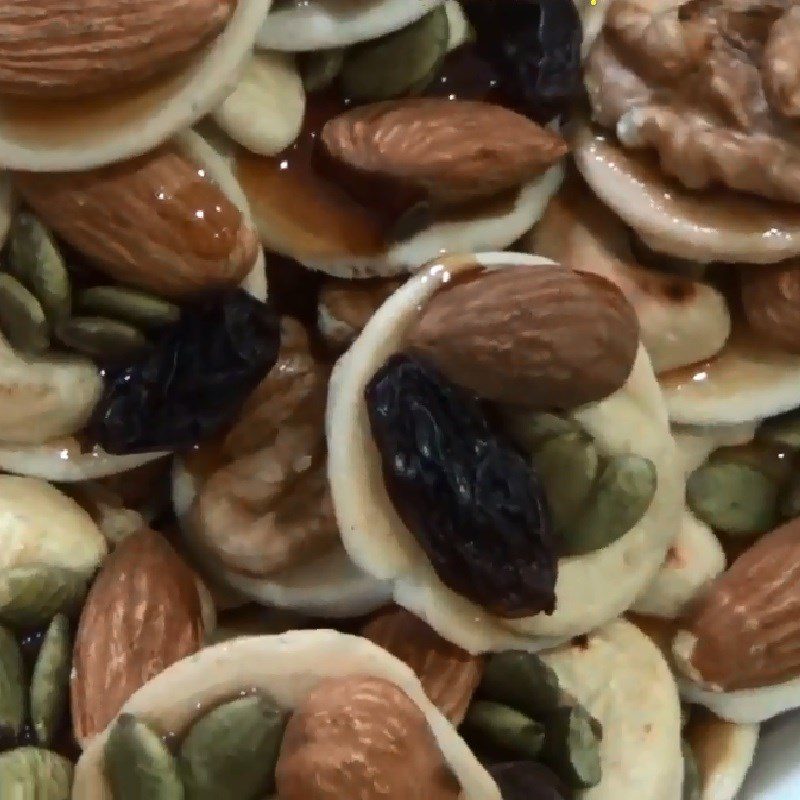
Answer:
90;289;281;454
462;0;583;124
365;353;556;616
489;761;571;800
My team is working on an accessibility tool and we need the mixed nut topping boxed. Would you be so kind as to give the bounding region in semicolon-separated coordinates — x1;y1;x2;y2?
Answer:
0;1;798;799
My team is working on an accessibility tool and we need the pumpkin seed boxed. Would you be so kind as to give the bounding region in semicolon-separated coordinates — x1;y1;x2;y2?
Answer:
55;316;149;361
0;565;86;628
300;48;344;93
30;614;70;747
76;286;180;331
532;432;599;535
687;460;779;536
561;454;657;556
0;747;73;799
682;740;701;800
0;273;49;354
461;700;545;760
179;694;285;800
0;624;24;742
8;212;71;324
502;411;581;453
105;714;184;800
341;7;450;100
540;704;602;790
782;472;800;520
758;409;800;449
481;652;563;721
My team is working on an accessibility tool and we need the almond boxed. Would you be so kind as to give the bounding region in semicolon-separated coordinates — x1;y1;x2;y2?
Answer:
361;607;483;726
14;145;258;298
321;99;568;207
406;264;640;409
672;516;800;691
740;262;800;353
0;0;235;98
70;528;205;744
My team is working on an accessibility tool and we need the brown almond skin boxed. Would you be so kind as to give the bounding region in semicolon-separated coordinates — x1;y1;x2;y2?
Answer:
322;99;568;207
740;263;800;352
14;145;258;298
676;516;800;690
0;0;235;98
361;607;484;726
70;528;205;744
276;675;461;800
407;264;640;409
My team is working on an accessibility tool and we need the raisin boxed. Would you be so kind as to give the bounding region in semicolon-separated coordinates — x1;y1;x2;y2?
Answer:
489;761;571;800
90;289;281;454
463;0;583;124
365;353;556;617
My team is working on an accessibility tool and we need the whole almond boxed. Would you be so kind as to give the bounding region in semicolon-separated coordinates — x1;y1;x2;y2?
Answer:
740;263;800;353
70;528;205;745
407;264;640;409
14;145;258;298
0;0;235;98
673;516;800;691
322;99;568;206
361;607;483;726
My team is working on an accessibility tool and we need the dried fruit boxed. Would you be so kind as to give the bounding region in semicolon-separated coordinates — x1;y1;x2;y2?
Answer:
673;516;800;690
322;99;567;207
178;694;285;800
463;0;583;123
0;625;24;743
0;273;49;354
14;145;258;299
55;316;150;362
365;353;556;617
104;715;183;800
361;607;484;725
488;761;569;800
77;286;180;331
341;7;450;100
0;747;73;798
407;265;640;409
0;0;235;98
90;290;281;454
71;529;205;744
275;675;461;800
30;615;71;747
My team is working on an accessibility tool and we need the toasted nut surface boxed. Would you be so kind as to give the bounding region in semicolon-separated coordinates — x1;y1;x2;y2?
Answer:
14;145;258;298
361;607;484;725
406;264;640;409
70;528;204;744
740;262;800;352
322;99;567;206
275;675;461;800
0;0;235;98
674;516;800;690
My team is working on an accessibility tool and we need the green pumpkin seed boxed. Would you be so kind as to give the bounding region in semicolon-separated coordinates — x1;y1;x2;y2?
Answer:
502;412;580;454
687;461;779;536
561;454;657;556
532;432;598;535
757;408;800;449
0;747;73;799
179;694;285;800
8;212;71;324
481;652;563;721
682;740;701;800
0;565;87;628
782;473;800;520
0;624;24;741
341;7;450;100
461;700;545;760
30;615;70;747
76;286;180;331
105;714;184;800
540;705;602;790
0;274;49;354
55;316;149;361
300;48;344;93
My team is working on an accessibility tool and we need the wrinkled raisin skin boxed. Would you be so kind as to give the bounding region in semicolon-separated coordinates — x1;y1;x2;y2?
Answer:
463;0;583;124
365;353;556;617
488;761;570;800
91;290;281;454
